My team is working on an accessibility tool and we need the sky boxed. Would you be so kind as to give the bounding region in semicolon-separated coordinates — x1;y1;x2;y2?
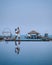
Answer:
0;0;52;35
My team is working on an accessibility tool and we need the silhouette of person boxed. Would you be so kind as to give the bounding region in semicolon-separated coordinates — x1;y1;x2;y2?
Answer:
15;27;20;45
15;27;20;39
15;45;20;54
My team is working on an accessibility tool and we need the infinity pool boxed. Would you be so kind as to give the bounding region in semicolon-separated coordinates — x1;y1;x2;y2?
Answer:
0;41;52;65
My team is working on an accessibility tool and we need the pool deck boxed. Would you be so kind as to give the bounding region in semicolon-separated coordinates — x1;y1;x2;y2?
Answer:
4;37;51;42
0;35;52;41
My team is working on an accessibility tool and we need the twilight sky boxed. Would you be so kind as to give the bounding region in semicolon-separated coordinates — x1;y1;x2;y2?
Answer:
0;0;52;35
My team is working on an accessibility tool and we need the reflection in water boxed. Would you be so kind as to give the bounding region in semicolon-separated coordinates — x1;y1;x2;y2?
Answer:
18;40;20;45
15;40;17;46
5;40;21;55
15;40;20;54
15;38;20;46
15;45;20;54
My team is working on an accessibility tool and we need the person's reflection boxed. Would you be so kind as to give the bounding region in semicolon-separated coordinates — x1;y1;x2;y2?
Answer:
15;45;20;54
18;39;20;45
15;40;20;54
15;40;20;46
15;40;17;46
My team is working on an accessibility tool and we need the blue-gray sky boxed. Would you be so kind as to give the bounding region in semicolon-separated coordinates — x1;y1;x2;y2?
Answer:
0;0;52;35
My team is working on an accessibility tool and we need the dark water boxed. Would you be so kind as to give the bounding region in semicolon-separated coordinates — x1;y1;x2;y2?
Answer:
0;41;52;65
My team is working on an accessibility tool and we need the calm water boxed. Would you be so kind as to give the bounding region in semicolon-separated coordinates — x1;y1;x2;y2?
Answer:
0;41;52;65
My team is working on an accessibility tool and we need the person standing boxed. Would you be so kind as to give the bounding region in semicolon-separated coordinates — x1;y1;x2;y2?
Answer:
15;27;20;38
15;27;20;44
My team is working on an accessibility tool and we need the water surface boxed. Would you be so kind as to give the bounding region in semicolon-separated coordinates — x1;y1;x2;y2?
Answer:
0;41;52;65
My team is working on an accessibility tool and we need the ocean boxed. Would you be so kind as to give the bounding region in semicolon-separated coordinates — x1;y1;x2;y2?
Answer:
0;41;52;65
